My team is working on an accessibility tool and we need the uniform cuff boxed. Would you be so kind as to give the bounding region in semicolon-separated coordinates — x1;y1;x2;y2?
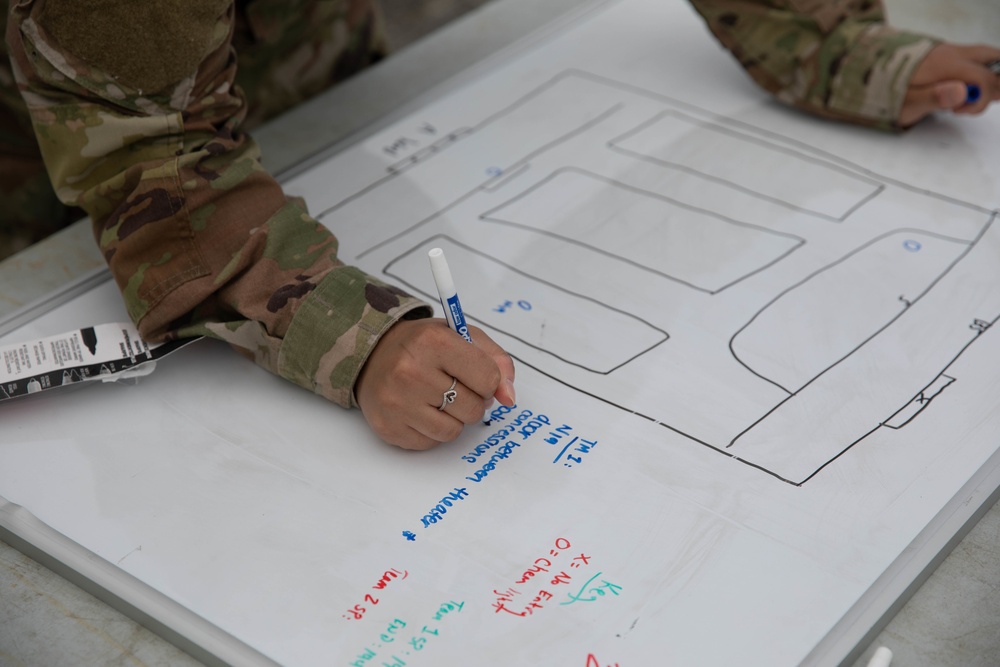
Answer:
827;25;939;129
277;265;432;408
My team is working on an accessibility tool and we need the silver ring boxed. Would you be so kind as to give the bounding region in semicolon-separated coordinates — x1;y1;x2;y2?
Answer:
438;378;458;411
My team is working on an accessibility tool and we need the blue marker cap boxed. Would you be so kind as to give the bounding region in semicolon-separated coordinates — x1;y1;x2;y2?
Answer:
966;84;982;104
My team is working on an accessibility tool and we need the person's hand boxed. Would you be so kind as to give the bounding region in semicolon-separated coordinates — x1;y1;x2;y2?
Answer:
900;43;1000;127
354;318;517;450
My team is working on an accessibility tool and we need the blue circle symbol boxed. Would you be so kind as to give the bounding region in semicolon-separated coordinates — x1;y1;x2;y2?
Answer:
903;239;922;252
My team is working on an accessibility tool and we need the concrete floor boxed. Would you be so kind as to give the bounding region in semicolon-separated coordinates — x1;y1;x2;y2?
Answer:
1;1;999;666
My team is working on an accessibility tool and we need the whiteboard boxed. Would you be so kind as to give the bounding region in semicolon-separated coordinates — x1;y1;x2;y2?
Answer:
2;1;1000;665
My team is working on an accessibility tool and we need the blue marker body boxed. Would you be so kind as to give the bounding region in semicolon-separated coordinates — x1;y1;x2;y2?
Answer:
444;293;473;343
429;247;473;342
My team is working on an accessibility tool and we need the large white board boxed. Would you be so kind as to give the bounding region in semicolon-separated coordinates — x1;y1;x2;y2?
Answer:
2;1;999;665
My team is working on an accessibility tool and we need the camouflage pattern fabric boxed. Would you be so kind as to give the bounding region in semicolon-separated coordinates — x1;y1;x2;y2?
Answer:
689;0;938;129
2;0;937;408
231;0;389;127
0;7;81;258
5;0;429;409
0;0;390;258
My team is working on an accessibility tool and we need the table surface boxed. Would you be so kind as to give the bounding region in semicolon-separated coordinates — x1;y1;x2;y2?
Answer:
1;1;999;665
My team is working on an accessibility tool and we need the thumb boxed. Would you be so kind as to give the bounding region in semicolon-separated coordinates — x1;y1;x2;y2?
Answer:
467;325;517;406
900;80;968;126
491;350;516;406
935;80;974;108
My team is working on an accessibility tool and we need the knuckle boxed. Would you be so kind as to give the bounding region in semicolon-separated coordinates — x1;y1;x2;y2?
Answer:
437;420;464;443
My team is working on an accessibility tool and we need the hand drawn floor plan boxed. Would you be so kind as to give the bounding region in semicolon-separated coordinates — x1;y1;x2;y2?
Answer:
313;70;1000;485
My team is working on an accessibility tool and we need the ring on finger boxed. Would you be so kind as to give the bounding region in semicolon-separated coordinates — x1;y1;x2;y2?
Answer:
438;377;458;411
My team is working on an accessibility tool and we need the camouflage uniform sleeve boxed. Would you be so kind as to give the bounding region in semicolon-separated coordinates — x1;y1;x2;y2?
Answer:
6;0;431;408
687;0;940;129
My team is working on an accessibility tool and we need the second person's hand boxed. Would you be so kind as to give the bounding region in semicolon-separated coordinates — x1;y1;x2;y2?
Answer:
900;43;1000;126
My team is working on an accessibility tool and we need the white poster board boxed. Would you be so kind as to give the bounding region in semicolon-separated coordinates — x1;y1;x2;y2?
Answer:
2;1;999;665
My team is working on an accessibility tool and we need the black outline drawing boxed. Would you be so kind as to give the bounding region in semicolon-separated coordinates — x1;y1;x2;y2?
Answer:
480;167;805;295
384;235;669;374
316;70;1000;486
608;109;885;222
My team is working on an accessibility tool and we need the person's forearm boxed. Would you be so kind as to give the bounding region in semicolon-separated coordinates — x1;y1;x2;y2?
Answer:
687;0;938;128
6;0;430;407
